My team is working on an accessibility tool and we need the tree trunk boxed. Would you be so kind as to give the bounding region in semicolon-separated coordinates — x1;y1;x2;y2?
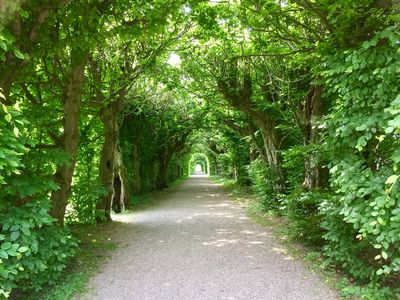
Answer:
96;96;124;222
156;158;169;190
155;135;188;190
302;85;329;190
243;110;284;191
112;175;122;213
215;159;220;175
113;149;129;212
233;160;238;181
50;50;87;225
131;130;141;195
248;120;266;162
255;117;281;169
217;71;284;185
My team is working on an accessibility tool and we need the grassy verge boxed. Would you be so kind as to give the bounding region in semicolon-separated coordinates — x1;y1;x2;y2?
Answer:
168;175;188;188
128;192;154;211
127;176;189;212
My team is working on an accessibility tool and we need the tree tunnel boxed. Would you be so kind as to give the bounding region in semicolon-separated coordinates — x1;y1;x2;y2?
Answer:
188;153;210;175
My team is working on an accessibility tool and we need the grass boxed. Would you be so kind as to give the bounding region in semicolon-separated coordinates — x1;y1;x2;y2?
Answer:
127;176;189;212
128;192;154;210
168;175;188;188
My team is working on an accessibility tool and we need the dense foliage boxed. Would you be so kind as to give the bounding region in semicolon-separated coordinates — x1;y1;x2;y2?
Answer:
0;0;399;298
0;93;77;298
322;26;400;282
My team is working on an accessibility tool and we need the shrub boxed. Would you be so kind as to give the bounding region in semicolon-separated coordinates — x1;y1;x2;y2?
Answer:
248;158;283;212
284;190;327;246
0;94;78;298
321;27;400;283
0;201;78;298
282;146;306;191
66;181;108;225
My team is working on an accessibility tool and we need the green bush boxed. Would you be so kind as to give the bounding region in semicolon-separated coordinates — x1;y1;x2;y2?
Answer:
0;201;78;298
340;281;400;300
320;196;377;281
281;145;306;191
0;94;78;298
321;27;400;283
284;190;326;246
67;181;108;225
248;158;283;212
0;99;25;187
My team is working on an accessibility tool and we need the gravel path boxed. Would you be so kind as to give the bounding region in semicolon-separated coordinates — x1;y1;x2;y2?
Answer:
80;174;338;300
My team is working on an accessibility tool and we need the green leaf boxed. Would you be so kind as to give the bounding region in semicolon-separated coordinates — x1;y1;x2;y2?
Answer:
10;231;20;241
385;175;399;185
1;242;12;250
0;40;7;51
13;127;19;137
10;224;19;231
21;227;30;236
13;49;25;60
381;251;388;260
377;217;386;226
18;246;29;253
0;250;8;259
5;113;12;122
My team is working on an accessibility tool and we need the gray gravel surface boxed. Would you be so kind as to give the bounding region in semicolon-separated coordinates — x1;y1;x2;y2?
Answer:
80;174;338;300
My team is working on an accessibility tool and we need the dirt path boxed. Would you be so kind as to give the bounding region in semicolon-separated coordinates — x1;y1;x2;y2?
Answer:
79;174;338;300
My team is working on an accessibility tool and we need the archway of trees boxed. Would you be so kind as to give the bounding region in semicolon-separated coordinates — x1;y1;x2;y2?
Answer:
1;1;399;298
189;153;210;175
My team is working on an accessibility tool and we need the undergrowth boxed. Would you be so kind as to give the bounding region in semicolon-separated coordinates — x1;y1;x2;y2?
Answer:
11;223;120;300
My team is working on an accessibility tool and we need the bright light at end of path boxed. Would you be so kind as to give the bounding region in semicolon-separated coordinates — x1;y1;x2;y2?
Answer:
195;164;202;172
167;53;181;67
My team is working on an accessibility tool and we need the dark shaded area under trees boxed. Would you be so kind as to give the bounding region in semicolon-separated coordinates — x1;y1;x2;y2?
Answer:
0;0;399;298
